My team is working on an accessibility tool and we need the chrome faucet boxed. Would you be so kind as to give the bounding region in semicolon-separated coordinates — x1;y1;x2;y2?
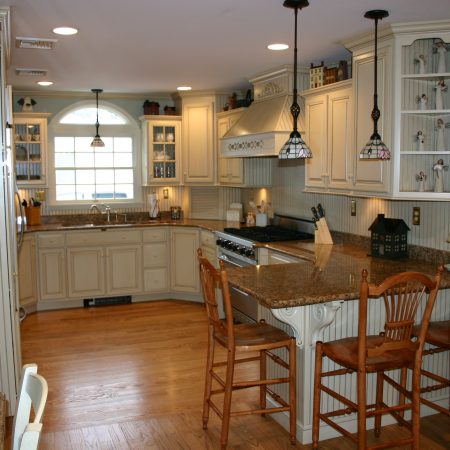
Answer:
90;203;112;223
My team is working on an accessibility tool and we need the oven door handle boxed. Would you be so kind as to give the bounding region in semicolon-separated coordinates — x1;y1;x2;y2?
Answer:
218;254;245;268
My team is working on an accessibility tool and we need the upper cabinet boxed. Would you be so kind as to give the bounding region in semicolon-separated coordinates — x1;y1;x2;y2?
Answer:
396;30;450;199
141;115;182;185
303;80;354;192
217;108;246;185
13;113;51;186
180;93;227;184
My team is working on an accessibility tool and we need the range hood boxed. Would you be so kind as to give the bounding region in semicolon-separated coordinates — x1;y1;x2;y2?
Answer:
220;66;308;158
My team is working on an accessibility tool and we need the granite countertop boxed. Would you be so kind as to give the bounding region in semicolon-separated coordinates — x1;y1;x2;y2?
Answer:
225;242;450;310
25;216;229;233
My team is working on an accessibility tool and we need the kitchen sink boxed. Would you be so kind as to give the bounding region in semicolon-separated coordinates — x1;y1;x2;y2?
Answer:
61;222;138;229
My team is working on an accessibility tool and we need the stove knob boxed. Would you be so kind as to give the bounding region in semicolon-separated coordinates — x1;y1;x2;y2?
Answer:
231;243;240;251
238;246;246;255
244;248;254;257
225;241;234;249
216;238;222;246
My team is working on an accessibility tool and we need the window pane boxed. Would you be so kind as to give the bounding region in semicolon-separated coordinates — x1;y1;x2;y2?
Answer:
115;169;133;183
60;107;126;125
96;169;114;184
56;185;76;201
75;153;95;167
115;184;133;199
76;169;95;184
94;185;115;199
55;137;74;152
76;185;95;200
75;137;92;152
114;137;132;152
114;153;133;167
55;153;75;168
56;170;75;184
95;152;114;167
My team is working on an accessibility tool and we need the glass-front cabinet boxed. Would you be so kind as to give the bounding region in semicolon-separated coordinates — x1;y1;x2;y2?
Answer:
13;113;51;185
395;24;450;199
141;116;181;184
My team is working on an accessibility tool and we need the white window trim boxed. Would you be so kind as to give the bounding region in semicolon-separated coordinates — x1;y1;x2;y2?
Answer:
47;100;143;210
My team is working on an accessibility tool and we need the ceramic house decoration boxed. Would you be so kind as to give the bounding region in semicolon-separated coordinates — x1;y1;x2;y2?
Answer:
369;214;410;259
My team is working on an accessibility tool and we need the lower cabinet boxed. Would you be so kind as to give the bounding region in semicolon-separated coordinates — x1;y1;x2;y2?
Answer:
106;245;142;294
199;229;217;266
170;228;200;293
18;234;37;307
143;227;169;293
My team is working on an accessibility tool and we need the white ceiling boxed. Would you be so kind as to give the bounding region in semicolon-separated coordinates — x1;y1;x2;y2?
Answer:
5;0;450;95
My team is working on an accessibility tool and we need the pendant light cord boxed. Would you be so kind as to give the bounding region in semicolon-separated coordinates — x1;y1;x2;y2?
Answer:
290;6;300;133
95;90;100;134
371;16;380;137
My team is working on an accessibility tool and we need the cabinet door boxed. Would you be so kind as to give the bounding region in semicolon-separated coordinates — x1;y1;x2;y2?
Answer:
170;228;200;293
106;245;142;295
327;88;353;190
218;115;244;184
352;47;391;193
67;246;105;298
305;95;327;188
18;235;36;306
13;114;50;186
183;101;215;183
38;248;66;300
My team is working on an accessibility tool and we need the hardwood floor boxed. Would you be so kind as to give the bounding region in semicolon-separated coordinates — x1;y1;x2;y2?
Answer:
9;301;449;449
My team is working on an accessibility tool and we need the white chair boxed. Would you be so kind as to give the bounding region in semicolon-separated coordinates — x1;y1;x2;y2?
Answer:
11;364;48;450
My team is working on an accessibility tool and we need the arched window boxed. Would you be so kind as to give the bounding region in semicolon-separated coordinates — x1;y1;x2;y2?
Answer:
48;101;141;207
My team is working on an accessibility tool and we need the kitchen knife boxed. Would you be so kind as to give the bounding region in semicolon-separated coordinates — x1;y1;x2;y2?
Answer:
317;203;325;218
312;217;318;229
311;206;320;220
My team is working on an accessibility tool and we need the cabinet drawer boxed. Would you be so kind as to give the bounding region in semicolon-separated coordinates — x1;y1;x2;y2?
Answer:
143;267;168;292
143;227;167;243
143;243;168;267
66;229;141;246
37;233;65;248
200;230;216;249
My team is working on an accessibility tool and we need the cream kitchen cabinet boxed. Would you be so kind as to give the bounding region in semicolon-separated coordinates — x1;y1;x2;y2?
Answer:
13;113;51;186
303;80;354;192
37;233;67;301
66;229;142;298
199;229;217;266
170;227;200;293
141;115;181;184
18;234;36;307
142;227;169;293
217;109;245;185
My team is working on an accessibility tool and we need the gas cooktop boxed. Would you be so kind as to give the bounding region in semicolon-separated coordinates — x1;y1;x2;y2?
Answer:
223;226;313;243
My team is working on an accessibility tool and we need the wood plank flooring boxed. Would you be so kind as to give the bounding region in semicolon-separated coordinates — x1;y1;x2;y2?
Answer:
8;300;449;449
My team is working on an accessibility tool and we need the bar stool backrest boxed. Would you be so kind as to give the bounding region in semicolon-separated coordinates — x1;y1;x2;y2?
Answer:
359;268;442;366
197;249;235;348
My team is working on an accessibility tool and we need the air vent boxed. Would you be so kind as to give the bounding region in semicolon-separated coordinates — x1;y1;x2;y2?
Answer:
15;36;57;50
15;68;48;76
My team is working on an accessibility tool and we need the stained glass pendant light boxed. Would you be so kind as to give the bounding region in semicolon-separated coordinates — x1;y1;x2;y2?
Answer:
360;10;390;160
279;0;311;159
91;88;105;147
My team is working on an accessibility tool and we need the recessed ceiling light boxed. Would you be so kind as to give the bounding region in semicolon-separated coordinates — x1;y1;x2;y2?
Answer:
36;81;54;86
53;27;78;36
177;86;192;91
268;43;289;51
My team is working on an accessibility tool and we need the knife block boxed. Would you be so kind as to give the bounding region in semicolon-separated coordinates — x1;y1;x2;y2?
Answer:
25;206;41;225
314;218;333;245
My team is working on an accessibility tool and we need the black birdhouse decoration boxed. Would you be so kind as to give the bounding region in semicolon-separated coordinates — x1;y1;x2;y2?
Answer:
369;214;410;259
18;97;36;112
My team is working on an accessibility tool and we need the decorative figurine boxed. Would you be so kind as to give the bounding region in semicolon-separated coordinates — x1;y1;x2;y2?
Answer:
436;118;450;151
416;130;425;151
17;97;36;112
416;93;428;110
415;171;427;192
435;80;447;110
432;159;448;193
434;40;448;73
415;54;427;74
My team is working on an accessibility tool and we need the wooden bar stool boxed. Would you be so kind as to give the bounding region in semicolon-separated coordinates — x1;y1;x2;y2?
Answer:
312;267;442;450
197;249;297;450
413;320;450;416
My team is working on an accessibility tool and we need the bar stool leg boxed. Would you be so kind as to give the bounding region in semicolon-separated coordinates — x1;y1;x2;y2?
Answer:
260;350;267;415
374;371;383;437
357;370;367;450
203;326;214;429
312;341;323;449
289;337;297;445
220;349;235;450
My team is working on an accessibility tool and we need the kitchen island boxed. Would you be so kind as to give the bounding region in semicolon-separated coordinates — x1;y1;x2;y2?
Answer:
225;241;450;444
